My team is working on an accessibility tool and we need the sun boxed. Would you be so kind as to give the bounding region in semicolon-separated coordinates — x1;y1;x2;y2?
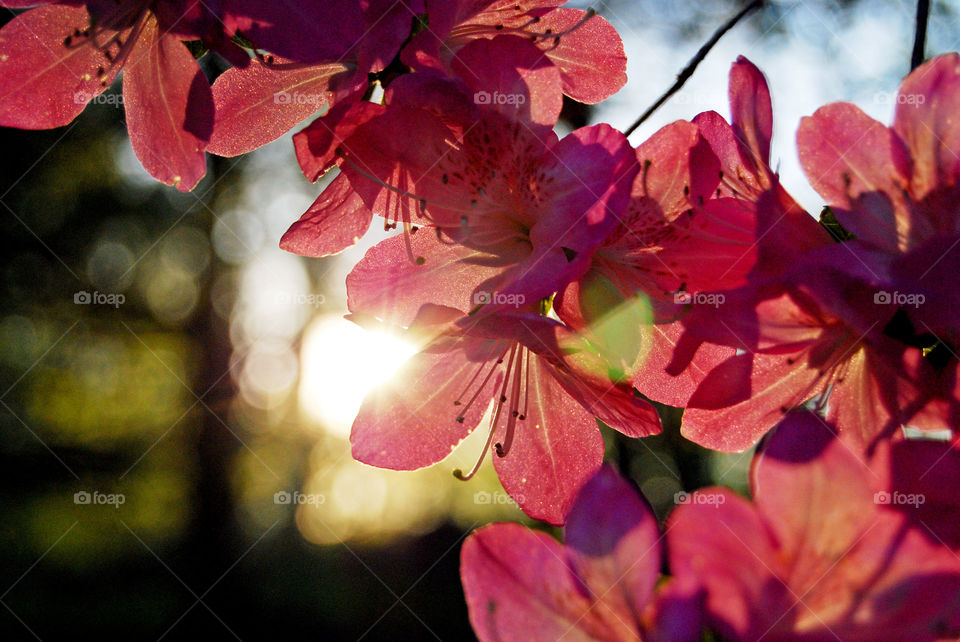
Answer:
298;315;418;438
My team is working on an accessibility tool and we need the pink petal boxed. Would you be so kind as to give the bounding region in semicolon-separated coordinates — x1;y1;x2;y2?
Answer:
667;488;784;640
893;53;960;198
681;351;823;452
565;466;662;619
537;8;627;104
797;102;915;252
279;172;372;257
294;98;383;182
350;334;503;470
729;56;772;169
633;322;736;408
449;35;562;128
491;354;604;525
346;227;527;327
207;58;354;157
461;523;629;642
220;0;364;63
752;412;877;563
122;25;212;191
0;5;116;129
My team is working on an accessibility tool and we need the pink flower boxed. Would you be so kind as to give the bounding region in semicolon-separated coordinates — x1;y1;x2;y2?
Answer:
460;466;665;639
0;0;218;190
658;56;960;451
403;1;627;105
667;411;960;641
351;308;660;525
206;0;423;157
556;58;826;417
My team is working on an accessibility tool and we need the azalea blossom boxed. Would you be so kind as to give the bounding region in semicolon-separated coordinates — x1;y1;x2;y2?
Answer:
351;307;660;525
0;0;393;189
460;465;666;639
401;0;627;105
667;410;960;641
0;0;221;189
283;34;570;258
659;56;960;451
205;0;423;157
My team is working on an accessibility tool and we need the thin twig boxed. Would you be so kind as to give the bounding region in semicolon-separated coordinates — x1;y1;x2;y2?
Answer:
623;0;764;138
911;0;930;71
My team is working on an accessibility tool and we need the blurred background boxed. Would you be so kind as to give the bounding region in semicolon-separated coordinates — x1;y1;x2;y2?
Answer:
1;0;957;639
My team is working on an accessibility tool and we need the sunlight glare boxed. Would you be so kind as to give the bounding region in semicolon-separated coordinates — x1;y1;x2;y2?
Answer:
298;316;417;438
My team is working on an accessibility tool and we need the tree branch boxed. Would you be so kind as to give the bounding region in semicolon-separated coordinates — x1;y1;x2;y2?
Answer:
623;0;764;138
911;0;930;71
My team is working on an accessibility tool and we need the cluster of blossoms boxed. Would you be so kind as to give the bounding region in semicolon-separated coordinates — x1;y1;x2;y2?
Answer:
4;1;960;638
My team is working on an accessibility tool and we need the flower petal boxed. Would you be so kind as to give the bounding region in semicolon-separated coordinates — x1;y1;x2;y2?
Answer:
350;334;502;470
122;24;212;191
491;354;604;525
0;5;115;129
207;58;352;157
279;172;372;257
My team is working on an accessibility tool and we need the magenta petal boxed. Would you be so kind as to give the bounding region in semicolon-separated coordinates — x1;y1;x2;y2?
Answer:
207;58;352;157
0;5;116;129
279;173;372;257
681;351;822;452
294;99;383;182
752;412;877;559
729;56;773;168
350;335;502;470
491;355;604;526
461;523;625;642
893;53;960;197
537;8;627;104
668;489;785;640
633;322;736;408
221;0;363;63
797;102;913;252
515;124;638;300
449;35;562;128
122;26;212;191
346;229;526;327
565;466;662;618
